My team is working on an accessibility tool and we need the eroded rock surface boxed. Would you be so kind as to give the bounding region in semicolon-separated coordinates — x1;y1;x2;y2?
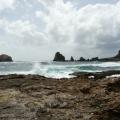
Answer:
0;73;120;120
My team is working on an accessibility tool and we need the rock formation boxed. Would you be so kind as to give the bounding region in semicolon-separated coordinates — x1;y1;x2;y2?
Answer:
79;57;86;61
0;71;120;119
53;52;65;61
100;50;120;61
70;56;74;61
0;54;13;62
79;50;120;62
53;49;120;62
114;50;120;59
90;57;99;61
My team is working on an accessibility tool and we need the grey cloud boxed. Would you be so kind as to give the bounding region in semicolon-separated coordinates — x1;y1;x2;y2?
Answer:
1;0;120;61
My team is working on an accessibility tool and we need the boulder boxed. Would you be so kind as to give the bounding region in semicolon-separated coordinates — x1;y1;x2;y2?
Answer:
0;54;13;62
53;52;65;61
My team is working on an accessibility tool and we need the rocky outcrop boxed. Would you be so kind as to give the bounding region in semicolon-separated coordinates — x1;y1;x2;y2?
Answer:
72;70;120;79
99;50;120;62
79;57;86;61
70;56;74;61
0;54;13;62
114;50;120;59
53;52;65;61
0;71;120;119
90;57;99;61
53;50;120;62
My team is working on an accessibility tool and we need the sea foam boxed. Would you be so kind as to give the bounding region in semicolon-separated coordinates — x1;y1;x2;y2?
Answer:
0;61;120;78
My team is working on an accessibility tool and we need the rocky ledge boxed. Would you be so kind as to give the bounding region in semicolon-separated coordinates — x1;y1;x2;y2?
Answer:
0;71;120;120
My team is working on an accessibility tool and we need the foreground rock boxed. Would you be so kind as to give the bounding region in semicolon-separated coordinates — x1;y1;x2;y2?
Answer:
0;72;120;119
0;54;13;62
53;52;65;61
72;70;120;79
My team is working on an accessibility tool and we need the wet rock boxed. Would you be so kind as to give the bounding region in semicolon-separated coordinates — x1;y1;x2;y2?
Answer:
72;70;120;80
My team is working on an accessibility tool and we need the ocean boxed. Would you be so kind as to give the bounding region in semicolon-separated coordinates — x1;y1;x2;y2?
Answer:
0;61;120;78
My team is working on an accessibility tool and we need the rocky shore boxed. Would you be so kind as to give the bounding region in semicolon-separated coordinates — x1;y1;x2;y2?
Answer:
0;71;120;120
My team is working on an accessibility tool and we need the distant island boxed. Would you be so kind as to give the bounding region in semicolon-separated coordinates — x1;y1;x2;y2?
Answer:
0;54;13;62
53;50;120;62
1;50;120;62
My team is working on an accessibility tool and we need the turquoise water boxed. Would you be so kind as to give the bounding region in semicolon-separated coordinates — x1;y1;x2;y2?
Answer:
0;61;120;78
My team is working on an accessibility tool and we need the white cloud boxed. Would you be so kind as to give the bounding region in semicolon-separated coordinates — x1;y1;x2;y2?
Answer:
35;10;44;18
0;0;16;11
38;0;56;7
0;0;120;60
36;0;120;58
0;19;48;46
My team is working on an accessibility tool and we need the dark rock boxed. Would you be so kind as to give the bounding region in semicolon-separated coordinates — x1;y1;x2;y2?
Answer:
91;107;120;120
70;56;74;61
114;50;120;59
72;70;120;80
80;85;90;94
36;107;52;120
99;50;120;61
53;52;65;61
90;57;99;61
0;54;13;62
79;57;86;61
107;79;120;92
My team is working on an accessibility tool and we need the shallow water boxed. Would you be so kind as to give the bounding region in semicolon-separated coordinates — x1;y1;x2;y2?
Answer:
0;61;120;78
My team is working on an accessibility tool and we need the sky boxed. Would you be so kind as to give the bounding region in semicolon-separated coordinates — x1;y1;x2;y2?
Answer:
0;0;120;61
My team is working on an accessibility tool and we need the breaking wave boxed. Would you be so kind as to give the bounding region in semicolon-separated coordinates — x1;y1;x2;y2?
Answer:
0;61;120;78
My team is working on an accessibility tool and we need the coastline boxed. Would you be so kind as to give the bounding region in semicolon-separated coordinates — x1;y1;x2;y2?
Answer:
0;71;120;119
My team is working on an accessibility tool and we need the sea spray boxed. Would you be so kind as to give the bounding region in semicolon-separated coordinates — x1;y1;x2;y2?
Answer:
0;61;120;78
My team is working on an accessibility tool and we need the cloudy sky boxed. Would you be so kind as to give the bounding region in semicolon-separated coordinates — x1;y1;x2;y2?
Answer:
0;0;120;61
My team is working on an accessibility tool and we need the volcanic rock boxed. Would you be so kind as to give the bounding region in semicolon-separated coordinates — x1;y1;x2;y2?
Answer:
70;56;74;61
0;54;13;62
79;57;86;61
53;52;65;61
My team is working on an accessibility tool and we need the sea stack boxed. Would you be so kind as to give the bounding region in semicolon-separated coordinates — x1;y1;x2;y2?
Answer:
0;54;13;62
70;56;74;61
53;52;65;61
79;57;86;61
